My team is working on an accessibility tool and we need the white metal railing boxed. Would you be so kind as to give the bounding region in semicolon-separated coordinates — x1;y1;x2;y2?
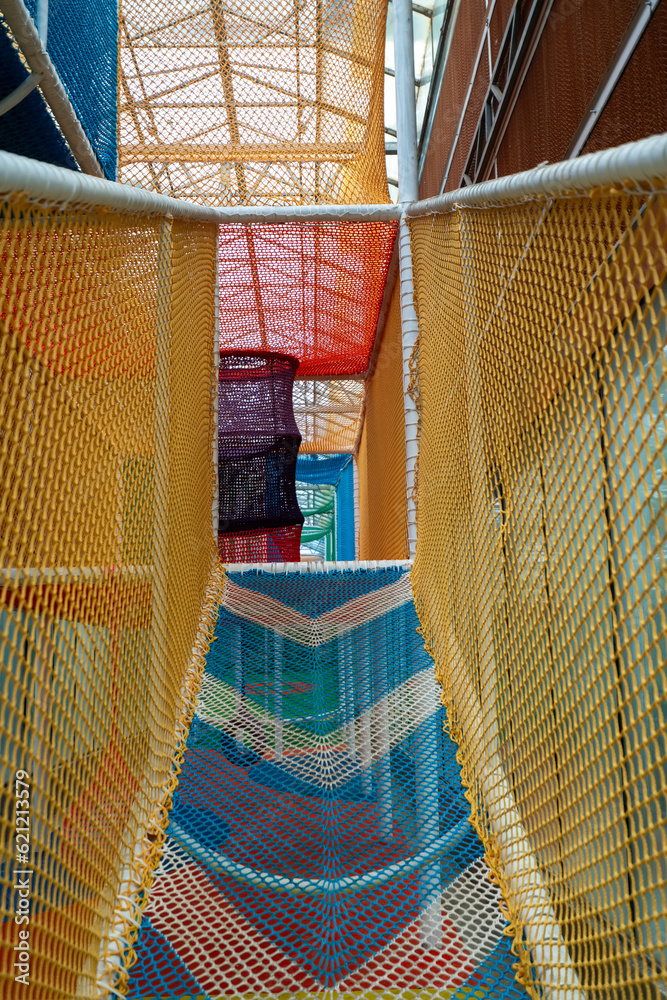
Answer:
2;133;666;222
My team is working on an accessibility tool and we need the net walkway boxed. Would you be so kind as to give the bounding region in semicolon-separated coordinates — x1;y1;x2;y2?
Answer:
128;563;521;999
1;128;667;1000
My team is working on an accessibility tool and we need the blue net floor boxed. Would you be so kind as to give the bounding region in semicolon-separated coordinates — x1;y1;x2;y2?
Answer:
129;565;524;999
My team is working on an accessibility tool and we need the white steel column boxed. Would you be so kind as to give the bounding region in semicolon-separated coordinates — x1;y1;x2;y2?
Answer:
213;250;220;541
393;0;420;560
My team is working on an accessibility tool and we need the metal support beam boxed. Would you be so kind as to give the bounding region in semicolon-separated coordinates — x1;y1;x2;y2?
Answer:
459;0;555;188
418;0;460;180
393;0;420;560
0;149;403;220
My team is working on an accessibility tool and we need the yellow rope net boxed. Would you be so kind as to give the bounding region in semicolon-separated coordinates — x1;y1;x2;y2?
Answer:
0;198;220;998
294;378;364;453
409;186;667;996
358;285;409;560
118;0;390;206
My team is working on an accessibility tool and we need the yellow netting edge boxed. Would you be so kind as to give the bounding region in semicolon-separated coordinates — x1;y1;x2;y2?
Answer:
410;603;528;996
406;227;528;992
98;560;227;999
407;337;421;518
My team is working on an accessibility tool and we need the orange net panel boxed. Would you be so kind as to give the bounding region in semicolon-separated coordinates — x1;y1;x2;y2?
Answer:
294;378;364;453
218;220;397;377
0;196;220;998
118;0;389;206
357;284;408;560
409;186;667;996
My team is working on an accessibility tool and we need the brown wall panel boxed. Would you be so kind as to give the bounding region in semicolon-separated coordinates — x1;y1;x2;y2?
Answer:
420;0;658;196
444;55;490;191
489;0;516;63
494;0;637;177
419;0;487;197
582;0;667;156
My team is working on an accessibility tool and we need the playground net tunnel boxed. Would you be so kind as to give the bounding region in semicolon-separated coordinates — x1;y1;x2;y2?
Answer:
0;132;666;999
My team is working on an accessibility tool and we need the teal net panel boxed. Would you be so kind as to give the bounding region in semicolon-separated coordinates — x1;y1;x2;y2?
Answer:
297;481;337;560
296;454;356;561
128;565;523;998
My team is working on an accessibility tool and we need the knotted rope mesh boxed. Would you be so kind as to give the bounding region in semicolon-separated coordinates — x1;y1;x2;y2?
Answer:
128;565;522;999
0;196;219;998
118;0;389;206
218;351;304;563
218;220;397;378
409;184;667;996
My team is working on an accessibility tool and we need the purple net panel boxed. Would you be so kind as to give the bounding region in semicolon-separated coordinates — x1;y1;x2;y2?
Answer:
218;353;304;541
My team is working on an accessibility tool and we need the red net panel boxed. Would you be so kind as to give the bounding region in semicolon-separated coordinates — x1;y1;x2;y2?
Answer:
217;525;302;563
218;221;398;378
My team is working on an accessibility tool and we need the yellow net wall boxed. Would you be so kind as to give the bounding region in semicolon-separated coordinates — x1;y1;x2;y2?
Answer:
409;188;667;996
0;197;220;998
358;285;409;559
119;0;389;206
294;378;364;453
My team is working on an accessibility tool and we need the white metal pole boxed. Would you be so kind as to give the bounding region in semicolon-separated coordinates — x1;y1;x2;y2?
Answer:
213;250;220;544
393;0;420;560
35;0;48;43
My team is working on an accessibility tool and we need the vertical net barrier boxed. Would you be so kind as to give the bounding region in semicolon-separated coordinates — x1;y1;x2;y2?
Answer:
409;184;667;995
296;454;356;560
296;482;337;561
218;352;304;563
0;194;219;997
23;0;118;177
218;221;398;378
118;0;389;206
336;458;355;561
294;379;365;454
128;564;524;999
358;284;409;560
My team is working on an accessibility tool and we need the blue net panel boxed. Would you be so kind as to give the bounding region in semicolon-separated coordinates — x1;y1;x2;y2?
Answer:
2;0;117;178
0;17;78;171
129;565;523;999
296;454;356;561
336;459;355;560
